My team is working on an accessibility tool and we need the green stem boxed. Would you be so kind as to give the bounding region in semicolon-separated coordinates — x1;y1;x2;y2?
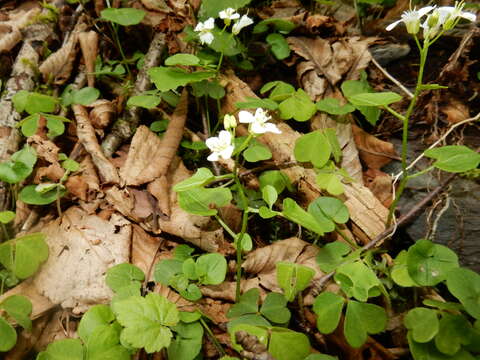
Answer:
408;165;435;179
200;318;226;356
387;39;429;227
1;223;9;242
214;214;236;239
335;225;358;249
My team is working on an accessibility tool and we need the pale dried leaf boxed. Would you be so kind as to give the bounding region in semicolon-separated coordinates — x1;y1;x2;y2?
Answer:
89;99;114;129
131;224;161;279
33;207;131;314
0;29;22;53
39;33;78;85
201;278;263;302
352;124;398;169
27;135;60;164
78;31;98;87
364;168;393;208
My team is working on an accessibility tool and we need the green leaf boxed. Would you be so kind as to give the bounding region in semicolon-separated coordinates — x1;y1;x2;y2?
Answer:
182;258;197;280
424;145;480;173
86;325;130;360
100;8;145;26
0;295;32;330
259;206;278;219
253;19;296;34
391;250;417;287
404;307;439;343
344;301;386;348
196;253;227;285
434;313;472;355
19;184;65;205
266;33;290;60
334;261;381;301
227;288;259;318
198;0;252;19
260;292;291;324
243;142;272;162
306;203;336;234
19;113;40;137
179;283;202;301
262;185;278;208
406;239;459;286
282;198;328;235
78;305;116;343
148;67;214;92
38;339;84;360
276;262;315;302
0;211;15;224
261;81;295;101
348;92;402;107
173;168;215;192
11;90;30;113
12;91;57;115
341;78;380;125
44;114;66;138
113;293;179;353
62;158;80;172
209;28;242;56
0;233;48;279
259;170;292;194
236;97;279;110
269;327;311;360
0;146;37;184
72;87;100;105
111;282;142;305
422;299;463;312
168;338;203;360
165;54;200;66
294;130;331;168
408;333;475;360
324;128;342;163
316;172;344;196
0;316;16;352
418;84;448;91
11;145;37;169
316;98;355;115
227;314;271;333
278;89;317;121
304;355;338;360
316;241;351;273
179;310;202;323
312;292;344;334
446;267;480;319
190;80;225;100
174;245;194;261
177;187;232;216
127;95;161;109
154;259;183;286
309;197;349;224
229;324;269;352
106;263;145;293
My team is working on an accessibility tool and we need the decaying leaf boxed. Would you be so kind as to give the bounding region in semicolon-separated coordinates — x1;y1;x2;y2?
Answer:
0;7;40;53
32;206;131;313
89;99;115;129
352;124;398;170
0;29;22;53
363;168;393;208
78;31;98;87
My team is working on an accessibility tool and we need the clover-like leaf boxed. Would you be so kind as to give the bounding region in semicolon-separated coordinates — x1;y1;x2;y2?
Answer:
266;33;290;60
294;130;331;168
282;198;332;235
106;263;145;293
268;327;311;360
101;8;145;26
312;292;344;334
308;197;349;224
391;250;418;287
276;262;315;302
0;316;16;352
435;313;472;355
0;295;32;330
177;187;232;216
278;89;317;121
316;241;351;273
404;307;439;343
196;253;227;285
344;301;386;348
341;78;380;125
424;145;480;173
334;261;381;301
165;54;200;66
228;288;260;318
243;142;272;162
260;292;291;324
407;239;459;286
78;305;116;343
127;95;161;109
19;184;66;205
446;267;480;320
0;232;48;279
348;92;402;107
148;67;214;92
85;325;130;360
37;338;84;360
407;333;474;360
113;293;179;353
154;259;183;286
72;87;100;105
0;211;15;224
316;98;355;115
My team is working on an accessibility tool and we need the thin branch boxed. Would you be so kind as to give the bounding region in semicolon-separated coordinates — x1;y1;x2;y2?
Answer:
371;56;413;99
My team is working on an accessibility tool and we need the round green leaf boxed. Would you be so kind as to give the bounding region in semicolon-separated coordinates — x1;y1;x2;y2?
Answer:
19;184;65;205
227;288;260;319
85;325;130;360
312;292;344;334
406;239;459;286
148;67;214;92
334;261;381;301
348;92;402;107
78;305;116;342
344;301;386;348
243;143;272;162
391;250;417;287
261;185;278;208
260;292;291;324
316;98;355;115
0;317;16;352
424;145;480;173
196;253;227;285
404;307;439;343
72;87;100;105
278;89;316;121
100;8;145;26
180;284;202;301
266;33;290;60
0;211;15;224
0;295;32;330
316;241;351;273
446;267;480;319
308;197;349;224
434;313;472;355
127;95;161;109
154;259;183;286
269;327;311;360
164;54;200;66
106;263;145;292
294;130;331;168
39;338;84;360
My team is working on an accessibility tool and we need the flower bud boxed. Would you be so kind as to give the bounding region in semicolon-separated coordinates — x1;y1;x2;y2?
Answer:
223;114;237;130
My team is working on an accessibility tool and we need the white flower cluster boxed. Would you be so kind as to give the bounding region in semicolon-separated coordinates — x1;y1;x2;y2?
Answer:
194;8;253;45
205;109;281;162
386;1;476;39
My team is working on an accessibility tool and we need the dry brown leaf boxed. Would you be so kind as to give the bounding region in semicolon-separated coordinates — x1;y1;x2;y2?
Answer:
32;207;131;314
31;311;72;353
34;163;65;183
78;31;98;87
441;98;470;124
89;99;115;129
201;278;263;303
352;124;398;169
0;29;22;53
65;174;89;201
27;135;60;164
73;104;120;184
5;313;50;359
364;168;393;208
131;225;161;279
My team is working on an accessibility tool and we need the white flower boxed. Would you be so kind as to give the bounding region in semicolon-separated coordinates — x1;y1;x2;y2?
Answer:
206;130;234;161
238;108;281;135
195;18;215;45
232;15;253;35
386;6;435;34
219;8;240;26
437;2;476;30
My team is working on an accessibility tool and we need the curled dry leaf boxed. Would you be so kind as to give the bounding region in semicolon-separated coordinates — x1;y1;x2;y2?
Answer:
352;124;398;170
27;135;60;164
89;99;115;129
73;104;120;184
441;97;470;124
363;168;393;208
34;163;65;184
0;7;40;53
33;207;131;314
78;31;98;87
0;29;22;53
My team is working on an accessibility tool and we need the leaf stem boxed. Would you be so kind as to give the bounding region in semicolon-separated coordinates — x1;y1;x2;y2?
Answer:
200;317;226;356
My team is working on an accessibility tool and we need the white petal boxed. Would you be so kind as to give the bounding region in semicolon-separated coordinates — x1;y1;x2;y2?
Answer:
207;152;220;161
205;136;220;150
386;19;402;31
219;145;234;160
232;15;253;34
263;123;282;134
217;130;232;144
460;11;477;22
251;122;267;134
194;22;204;32
417;6;436;17
238;110;255;123
204;17;215;29
199;32;214;45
